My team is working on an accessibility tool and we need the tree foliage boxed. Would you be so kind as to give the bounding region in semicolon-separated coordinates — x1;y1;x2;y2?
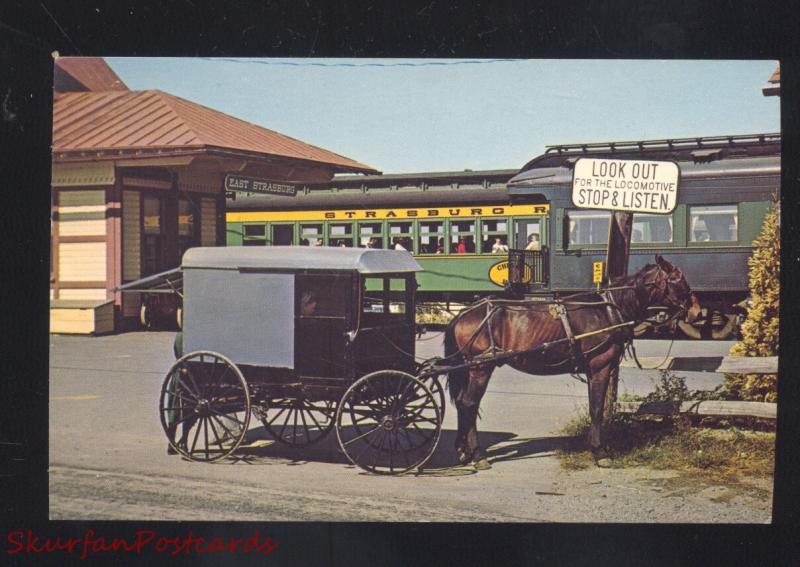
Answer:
726;199;779;402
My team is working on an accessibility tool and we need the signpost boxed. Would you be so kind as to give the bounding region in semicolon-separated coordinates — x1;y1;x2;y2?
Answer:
224;174;298;197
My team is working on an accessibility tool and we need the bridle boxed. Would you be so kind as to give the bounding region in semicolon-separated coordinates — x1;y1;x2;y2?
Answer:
648;264;691;317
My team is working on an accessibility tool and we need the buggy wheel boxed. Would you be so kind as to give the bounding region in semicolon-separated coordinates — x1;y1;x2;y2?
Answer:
336;370;442;475
259;398;336;446
418;375;446;420
160;351;250;462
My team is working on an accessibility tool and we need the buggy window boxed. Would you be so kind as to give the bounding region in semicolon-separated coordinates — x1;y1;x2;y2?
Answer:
296;274;351;318
362;277;408;318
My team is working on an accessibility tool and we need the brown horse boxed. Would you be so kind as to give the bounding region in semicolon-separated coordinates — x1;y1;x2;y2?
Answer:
444;255;700;469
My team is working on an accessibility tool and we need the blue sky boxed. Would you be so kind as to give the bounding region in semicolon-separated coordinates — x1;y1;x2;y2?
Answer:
106;58;779;174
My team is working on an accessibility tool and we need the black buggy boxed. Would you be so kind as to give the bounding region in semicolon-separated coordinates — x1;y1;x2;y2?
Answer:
161;246;444;474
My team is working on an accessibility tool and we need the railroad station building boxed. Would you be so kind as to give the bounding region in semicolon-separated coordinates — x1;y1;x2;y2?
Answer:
50;57;378;333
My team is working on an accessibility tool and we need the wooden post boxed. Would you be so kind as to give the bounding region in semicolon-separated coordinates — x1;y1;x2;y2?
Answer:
605;211;634;281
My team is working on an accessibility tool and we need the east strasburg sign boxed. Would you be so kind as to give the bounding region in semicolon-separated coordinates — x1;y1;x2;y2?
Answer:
224;174;297;197
571;158;680;214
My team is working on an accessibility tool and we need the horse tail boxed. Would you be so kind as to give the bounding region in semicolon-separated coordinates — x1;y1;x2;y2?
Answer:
444;318;468;406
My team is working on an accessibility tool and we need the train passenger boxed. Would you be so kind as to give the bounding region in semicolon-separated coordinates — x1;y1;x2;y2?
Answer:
525;234;541;251
436;238;444;254
394;238;407;251
492;237;509;253
456;237;467;254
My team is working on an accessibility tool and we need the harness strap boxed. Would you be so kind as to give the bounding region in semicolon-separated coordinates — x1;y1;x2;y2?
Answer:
550;302;585;373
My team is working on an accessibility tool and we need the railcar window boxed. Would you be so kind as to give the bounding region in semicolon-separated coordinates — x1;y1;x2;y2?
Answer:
481;219;509;253
389;221;413;252
568;210;609;246
513;219;541;249
243;224;265;237
632;214;672;243
328;222;354;247
301;223;324;246
359;222;384;248
418;220;445;254
450;220;476;253
690;205;737;242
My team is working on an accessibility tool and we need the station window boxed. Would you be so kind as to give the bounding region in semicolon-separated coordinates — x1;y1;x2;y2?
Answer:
328;222;354;247
300;223;324;246
481;218;509;253
388;221;413;252
359;222;384;248
632;213;673;243
568;210;609;246
689;205;737;242
142;195;163;275
178;198;198;256
418;220;445;254
450;220;476;253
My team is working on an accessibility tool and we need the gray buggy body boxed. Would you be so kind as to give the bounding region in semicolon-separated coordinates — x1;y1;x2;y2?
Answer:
181;246;422;368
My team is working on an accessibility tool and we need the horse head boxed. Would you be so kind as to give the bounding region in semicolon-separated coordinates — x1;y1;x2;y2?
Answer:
653;255;700;323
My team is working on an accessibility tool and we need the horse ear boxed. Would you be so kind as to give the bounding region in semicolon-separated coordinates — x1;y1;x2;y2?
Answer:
655;255;671;269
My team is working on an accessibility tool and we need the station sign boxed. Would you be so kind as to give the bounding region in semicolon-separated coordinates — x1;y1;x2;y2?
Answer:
571;158;680;214
224;174;297;197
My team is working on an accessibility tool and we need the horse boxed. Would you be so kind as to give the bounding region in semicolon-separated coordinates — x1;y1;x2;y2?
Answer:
443;255;700;469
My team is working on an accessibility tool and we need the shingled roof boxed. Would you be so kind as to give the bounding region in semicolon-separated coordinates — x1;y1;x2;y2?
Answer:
52;89;379;173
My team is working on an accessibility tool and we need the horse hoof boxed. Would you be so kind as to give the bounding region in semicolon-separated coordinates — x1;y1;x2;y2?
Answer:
473;458;492;471
167;445;178;455
457;450;471;465
595;458;612;468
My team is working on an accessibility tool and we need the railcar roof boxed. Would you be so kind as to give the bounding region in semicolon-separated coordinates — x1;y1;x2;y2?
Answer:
509;150;781;188
182;246;423;273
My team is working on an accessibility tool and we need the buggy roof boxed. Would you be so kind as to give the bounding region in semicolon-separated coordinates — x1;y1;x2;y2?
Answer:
182;246;423;273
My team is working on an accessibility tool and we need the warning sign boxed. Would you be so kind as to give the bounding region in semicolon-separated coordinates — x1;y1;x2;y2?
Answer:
593;261;604;284
571;158;680;214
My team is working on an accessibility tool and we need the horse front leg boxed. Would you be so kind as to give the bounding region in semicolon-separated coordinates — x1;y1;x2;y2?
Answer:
454;365;493;470
586;363;615;466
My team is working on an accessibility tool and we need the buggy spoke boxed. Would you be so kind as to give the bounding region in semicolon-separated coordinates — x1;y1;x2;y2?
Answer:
303;400;324;430
343;424;382;447
203;417;210;460
208;407;245;426
173;375;200;400
209;413;239;441
298;405;309;439
265;405;289;425
189;419;202;455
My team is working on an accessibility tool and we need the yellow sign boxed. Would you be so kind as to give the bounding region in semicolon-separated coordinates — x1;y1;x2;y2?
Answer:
488;261;531;287
593;261;604;283
228;204;549;223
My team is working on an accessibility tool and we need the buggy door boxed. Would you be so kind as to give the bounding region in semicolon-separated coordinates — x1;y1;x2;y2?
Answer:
352;274;416;376
294;273;353;378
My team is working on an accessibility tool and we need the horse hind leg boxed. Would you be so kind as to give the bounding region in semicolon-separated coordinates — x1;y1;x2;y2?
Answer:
587;363;614;466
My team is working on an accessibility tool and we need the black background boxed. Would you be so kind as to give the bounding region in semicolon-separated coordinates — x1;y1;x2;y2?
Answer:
1;1;798;565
